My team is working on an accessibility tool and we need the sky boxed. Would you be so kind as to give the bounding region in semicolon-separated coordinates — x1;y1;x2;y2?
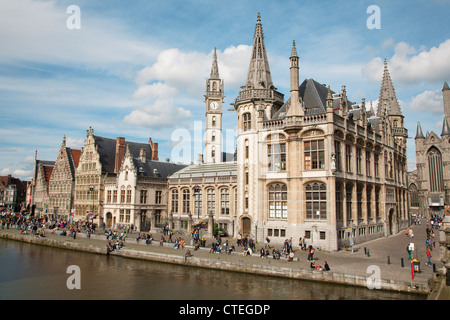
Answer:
0;0;449;181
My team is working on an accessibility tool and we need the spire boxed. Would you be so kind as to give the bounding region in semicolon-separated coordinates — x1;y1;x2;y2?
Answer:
443;81;449;91
291;40;298;58
442;117;450;136
210;48;220;80
287;39;302;116
415;121;425;139
377;59;402;117
245;13;273;89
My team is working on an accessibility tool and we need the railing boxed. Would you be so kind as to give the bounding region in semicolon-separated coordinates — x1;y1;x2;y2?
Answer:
262;114;327;130
236;88;284;103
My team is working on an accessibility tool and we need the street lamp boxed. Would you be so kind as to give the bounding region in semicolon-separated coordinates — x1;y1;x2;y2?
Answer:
88;185;94;222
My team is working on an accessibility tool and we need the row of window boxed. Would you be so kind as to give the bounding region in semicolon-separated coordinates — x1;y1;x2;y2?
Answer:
105;189;162;205
170;182;329;221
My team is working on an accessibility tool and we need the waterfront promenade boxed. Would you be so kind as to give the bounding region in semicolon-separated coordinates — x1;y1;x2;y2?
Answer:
0;218;445;297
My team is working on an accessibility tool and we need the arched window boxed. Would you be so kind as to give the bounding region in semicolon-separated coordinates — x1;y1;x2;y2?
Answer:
268;183;287;219
428;147;444;192
305;182;327;220
182;189;190;214
207;189;215;215
409;184;419;207
171;189;179;213
243;113;251;131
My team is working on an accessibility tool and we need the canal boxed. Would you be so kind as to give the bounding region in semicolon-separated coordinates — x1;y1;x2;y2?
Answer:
0;239;424;300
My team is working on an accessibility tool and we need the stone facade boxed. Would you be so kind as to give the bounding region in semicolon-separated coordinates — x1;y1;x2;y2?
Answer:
29;151;55;216
74;127;160;224
168;14;409;251
411;82;450;218
103;144;185;231
48;136;81;220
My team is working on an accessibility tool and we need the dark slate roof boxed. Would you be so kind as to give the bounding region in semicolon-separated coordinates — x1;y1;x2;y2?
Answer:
93;135;153;173
132;159;187;179
273;79;341;119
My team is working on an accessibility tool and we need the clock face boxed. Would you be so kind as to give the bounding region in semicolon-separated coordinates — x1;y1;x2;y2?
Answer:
210;101;219;110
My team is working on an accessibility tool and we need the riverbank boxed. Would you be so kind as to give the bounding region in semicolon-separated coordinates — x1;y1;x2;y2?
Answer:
0;222;439;297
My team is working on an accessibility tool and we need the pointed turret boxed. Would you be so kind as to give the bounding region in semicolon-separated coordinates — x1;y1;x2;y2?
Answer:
441;117;450;136
415;121;425;139
245;13;273;89
377;59;402;117
443;81;450;122
287;40;302;116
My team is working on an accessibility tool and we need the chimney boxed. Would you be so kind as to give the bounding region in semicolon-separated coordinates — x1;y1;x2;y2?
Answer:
115;137;126;173
197;154;204;165
149;137;159;161
139;148;147;162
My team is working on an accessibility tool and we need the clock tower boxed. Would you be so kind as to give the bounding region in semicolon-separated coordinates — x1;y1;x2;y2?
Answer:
204;48;224;163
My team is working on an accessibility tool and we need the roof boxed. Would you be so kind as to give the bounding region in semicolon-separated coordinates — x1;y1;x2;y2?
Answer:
169;161;237;179
132;158;187;179
273;78;344;119
93;135;153;173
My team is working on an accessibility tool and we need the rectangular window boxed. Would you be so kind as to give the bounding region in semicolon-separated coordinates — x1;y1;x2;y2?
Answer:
268;143;286;171
374;153;379;177
366;151;371;176
155;190;162;204
305;183;327;220
120;190;125;203
126;189;132;203
243;113;251;131
356;148;362;175
334;141;341;171
113;190;117;203
140;190;147;204
106;190;112;203
221;189;230;215
304;140;325;170
346;145;352;173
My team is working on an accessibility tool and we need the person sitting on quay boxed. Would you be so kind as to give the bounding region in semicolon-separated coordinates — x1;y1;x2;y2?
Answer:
272;249;280;260
286;250;295;262
243;246;252;256
260;248;265;258
227;244;235;255
146;234;153;245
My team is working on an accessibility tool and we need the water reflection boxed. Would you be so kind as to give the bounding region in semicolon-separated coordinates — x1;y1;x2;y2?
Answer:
0;240;424;300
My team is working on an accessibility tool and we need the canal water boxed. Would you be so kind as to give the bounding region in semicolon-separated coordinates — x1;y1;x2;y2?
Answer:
0;239;424;300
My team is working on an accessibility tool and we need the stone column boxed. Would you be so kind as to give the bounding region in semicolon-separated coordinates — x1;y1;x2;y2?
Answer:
149;209;155;233
208;211;214;237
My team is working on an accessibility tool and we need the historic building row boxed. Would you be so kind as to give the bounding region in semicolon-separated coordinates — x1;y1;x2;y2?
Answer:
28;128;185;232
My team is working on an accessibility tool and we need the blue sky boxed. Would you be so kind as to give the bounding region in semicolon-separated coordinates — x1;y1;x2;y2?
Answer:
1;0;449;180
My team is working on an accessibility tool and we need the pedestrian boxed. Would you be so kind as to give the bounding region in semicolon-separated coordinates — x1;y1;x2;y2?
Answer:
406;245;412;259
307;245;315;262
426;248;432;266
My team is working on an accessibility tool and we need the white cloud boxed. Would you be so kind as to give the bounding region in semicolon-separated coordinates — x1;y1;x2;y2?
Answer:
133;82;177;100
0;168;11;175
362;39;450;84
13;169;32;178
123;97;192;129
410;90;443;114
0;0;158;69
66;137;85;150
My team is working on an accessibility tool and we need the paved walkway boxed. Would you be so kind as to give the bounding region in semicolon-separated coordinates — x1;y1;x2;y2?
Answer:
0;218;443;294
